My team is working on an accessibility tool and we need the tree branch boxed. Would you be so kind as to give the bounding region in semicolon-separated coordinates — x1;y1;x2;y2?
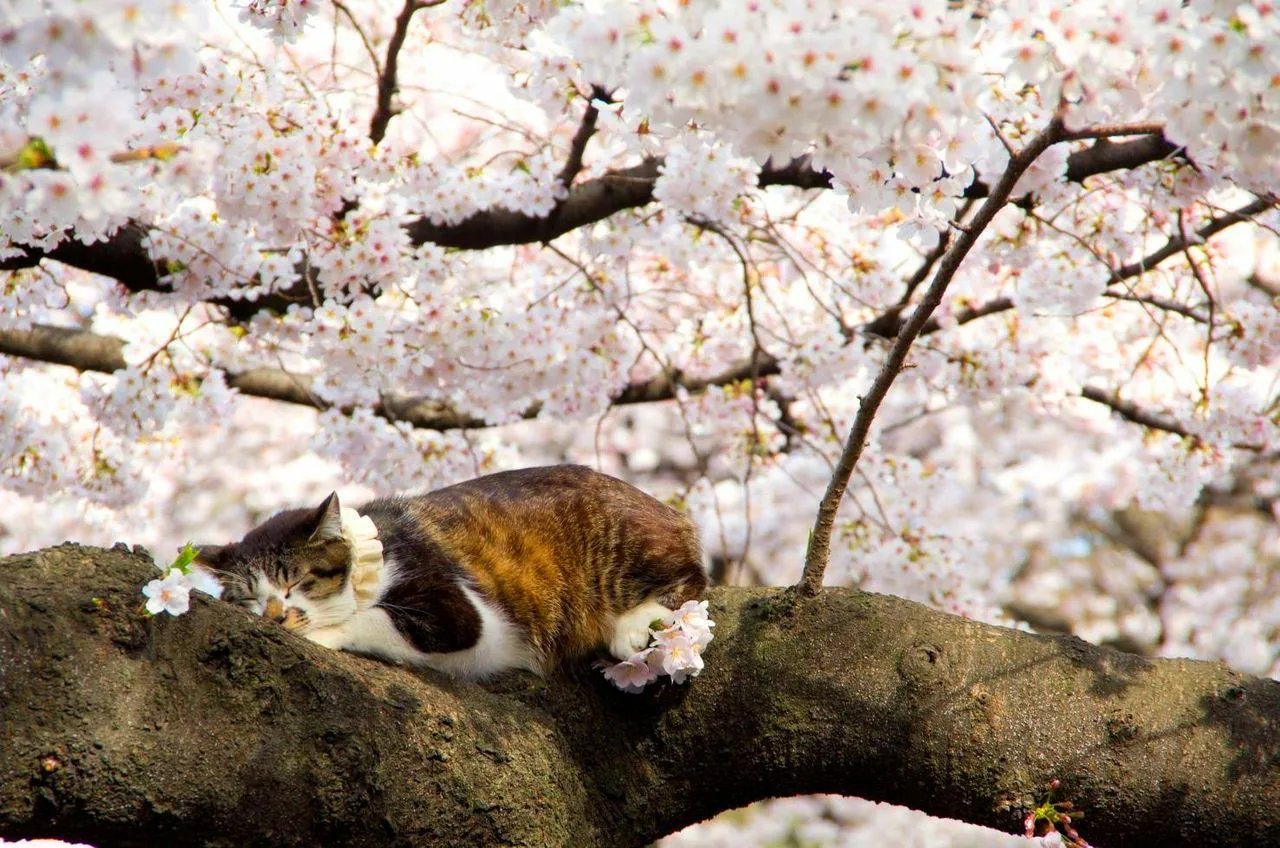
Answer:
3;544;1278;847
1081;385;1198;440
913;196;1277;336
1110;197;1276;281
3;187;1272;438
0;323;768;431
3;133;1183;316
368;0;434;145
556;87;610;190
797;118;1067;595
1080;386;1265;452
0;324;488;429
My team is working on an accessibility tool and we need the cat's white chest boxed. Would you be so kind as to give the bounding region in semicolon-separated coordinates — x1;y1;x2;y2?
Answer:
306;583;537;679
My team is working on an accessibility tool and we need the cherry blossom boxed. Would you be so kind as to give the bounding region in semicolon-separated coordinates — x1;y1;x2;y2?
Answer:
142;568;194;616
601;599;716;691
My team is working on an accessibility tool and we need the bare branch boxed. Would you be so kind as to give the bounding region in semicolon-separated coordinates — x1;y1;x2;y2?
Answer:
1059;122;1168;142
0;324;488;429
1103;291;1208;322
913;196;1276;336
332;1;382;85
0;224;163;291
796;117;1067;596
1080;386;1266;452
0;323;785;432
556;86;610;190
929;296;1014;333
406;158;663;249
3;186;1271;442
1063;133;1181;184
1081;385;1198;441
368;0;432;145
862;228;956;339
1111;198;1276;281
1247;272;1280;298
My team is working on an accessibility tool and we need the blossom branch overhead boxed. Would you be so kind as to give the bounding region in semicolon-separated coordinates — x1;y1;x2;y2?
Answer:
0;132;1186;316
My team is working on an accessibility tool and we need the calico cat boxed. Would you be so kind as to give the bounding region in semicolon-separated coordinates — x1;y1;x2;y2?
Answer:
196;465;707;679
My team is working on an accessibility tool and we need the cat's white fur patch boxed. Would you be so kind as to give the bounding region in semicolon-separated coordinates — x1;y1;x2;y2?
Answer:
303;559;536;679
610;599;672;660
424;585;538;678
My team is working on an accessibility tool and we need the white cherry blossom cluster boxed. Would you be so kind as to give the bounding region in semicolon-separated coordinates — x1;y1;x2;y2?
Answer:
601;600;715;692
0;0;207;237
653;136;759;224
238;0;322;43
392;148;572;230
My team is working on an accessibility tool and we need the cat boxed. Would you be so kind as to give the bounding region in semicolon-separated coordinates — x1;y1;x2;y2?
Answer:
195;465;707;679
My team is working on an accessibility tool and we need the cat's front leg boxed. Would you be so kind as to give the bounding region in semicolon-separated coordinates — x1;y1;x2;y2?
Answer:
610;600;673;659
305;624;349;651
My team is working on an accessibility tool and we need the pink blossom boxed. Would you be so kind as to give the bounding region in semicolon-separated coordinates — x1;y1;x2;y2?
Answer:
601;652;659;693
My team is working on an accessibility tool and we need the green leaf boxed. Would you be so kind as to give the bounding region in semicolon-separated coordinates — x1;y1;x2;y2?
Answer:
169;542;199;574
9;137;56;171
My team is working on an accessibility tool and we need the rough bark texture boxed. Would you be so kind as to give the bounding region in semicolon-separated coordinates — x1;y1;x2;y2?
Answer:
2;545;1277;847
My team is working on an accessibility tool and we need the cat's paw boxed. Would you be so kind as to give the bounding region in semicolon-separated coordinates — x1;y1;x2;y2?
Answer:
609;600;672;660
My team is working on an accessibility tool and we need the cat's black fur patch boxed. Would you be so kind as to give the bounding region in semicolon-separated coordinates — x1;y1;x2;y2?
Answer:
362;498;482;654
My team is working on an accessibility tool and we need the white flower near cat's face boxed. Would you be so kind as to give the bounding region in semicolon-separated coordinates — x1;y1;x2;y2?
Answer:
143;569;193;616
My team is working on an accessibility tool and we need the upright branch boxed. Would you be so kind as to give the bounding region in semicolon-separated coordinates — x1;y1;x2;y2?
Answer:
556;86;610;190
796;117;1067;595
369;0;437;145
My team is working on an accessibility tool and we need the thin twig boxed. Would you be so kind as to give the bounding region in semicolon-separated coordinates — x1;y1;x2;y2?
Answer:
1179;213;1218;396
332;1;382;81
1080;386;1265;452
796;116;1066;596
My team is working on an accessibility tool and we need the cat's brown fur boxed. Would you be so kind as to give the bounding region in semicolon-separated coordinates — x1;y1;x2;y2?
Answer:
201;465;707;676
408;465;706;665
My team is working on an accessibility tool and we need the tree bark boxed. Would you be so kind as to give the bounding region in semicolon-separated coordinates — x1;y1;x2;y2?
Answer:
2;545;1277;847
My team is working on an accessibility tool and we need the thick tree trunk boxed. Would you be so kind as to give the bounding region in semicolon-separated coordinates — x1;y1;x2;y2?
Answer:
1;545;1277;847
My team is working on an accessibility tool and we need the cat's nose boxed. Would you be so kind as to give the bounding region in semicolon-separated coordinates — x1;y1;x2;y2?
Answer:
263;597;287;623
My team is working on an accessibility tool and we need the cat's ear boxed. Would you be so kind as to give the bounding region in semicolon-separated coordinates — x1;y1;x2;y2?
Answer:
305;492;344;545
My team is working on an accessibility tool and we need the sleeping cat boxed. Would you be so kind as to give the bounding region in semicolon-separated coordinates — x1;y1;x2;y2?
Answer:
196;465;707;679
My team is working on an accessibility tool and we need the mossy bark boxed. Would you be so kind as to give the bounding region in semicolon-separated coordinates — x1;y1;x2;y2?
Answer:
2;544;1277;847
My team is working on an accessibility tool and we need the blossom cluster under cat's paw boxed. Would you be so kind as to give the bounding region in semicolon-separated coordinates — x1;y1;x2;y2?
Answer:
141;543;223;616
601;600;715;693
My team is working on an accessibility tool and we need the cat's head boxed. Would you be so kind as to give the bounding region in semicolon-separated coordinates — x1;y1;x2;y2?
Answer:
196;492;357;634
